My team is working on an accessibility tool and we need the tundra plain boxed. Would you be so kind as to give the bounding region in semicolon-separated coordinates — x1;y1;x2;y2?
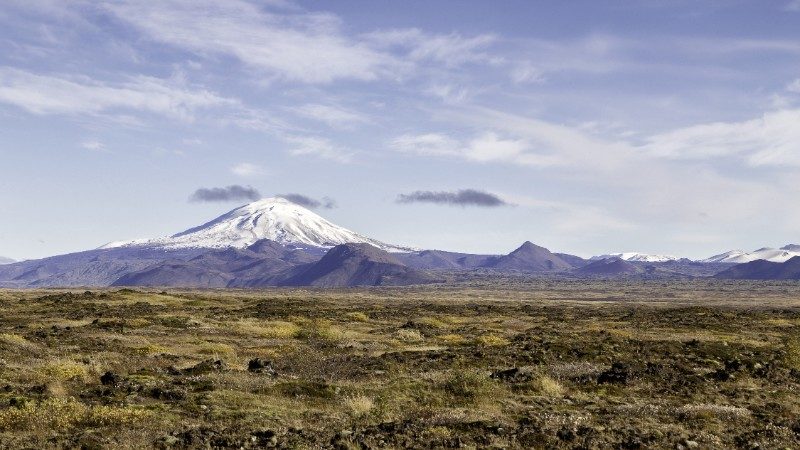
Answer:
1;279;799;449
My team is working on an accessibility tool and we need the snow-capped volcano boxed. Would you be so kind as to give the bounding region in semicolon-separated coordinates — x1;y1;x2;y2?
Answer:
590;252;678;263
102;197;415;253
701;245;800;263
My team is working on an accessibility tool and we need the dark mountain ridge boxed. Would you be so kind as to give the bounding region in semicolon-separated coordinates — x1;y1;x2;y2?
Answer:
281;243;440;287
483;241;574;272
714;256;800;280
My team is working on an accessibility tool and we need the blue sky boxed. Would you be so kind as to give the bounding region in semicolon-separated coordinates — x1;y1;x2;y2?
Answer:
2;0;800;260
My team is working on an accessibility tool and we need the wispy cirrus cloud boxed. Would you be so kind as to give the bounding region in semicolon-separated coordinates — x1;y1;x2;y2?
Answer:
397;189;509;207
291;103;368;128
365;28;499;67
0;67;236;121
391;131;562;167
510;63;545;84
99;1;511;86
642;109;800;167
80;140;106;152
285;135;353;163
189;185;261;203
230;162;263;177
103;0;402;84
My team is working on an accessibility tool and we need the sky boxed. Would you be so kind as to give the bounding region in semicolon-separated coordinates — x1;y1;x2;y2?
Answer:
1;0;800;260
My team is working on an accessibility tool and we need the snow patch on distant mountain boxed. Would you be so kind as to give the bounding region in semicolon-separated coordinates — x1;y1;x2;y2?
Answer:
590;252;678;263
102;197;416;253
0;256;15;265
701;245;800;263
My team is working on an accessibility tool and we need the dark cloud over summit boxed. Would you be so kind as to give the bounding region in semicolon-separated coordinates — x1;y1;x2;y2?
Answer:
397;189;508;207
280;193;337;209
189;185;261;203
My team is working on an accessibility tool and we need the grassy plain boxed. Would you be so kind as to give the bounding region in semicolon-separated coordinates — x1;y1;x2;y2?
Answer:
1;279;799;448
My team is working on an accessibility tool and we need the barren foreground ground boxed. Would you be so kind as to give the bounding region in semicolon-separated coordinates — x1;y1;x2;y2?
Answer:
1;280;800;449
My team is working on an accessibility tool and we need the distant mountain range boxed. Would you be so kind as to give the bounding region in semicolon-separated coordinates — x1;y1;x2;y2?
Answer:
1;197;798;286
701;245;800;263
590;252;678;263
715;256;800;280
578;258;641;276
0;257;15;265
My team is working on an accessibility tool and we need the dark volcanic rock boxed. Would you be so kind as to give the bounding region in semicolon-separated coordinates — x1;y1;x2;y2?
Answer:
248;358;277;376
490;367;535;382
100;371;122;386
181;359;227;376
281;243;440;287
598;362;630;384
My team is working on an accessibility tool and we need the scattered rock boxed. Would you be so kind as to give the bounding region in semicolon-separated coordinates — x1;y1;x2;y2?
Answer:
490;367;534;382
247;358;277;376
9;396;29;408
331;430;354;450
251;430;278;447
100;371;122;386
149;386;187;401
182;359;226;376
598;362;629;384
159;435;180;447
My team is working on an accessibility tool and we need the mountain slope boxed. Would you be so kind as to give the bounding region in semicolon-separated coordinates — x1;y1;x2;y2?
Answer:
555;253;589;268
281;243;439;287
111;239;320;288
113;261;235;288
0;256;15;265
0;247;205;288
395;250;495;270
102;197;414;253
484;241;573;272
714;256;800;280
702;245;800;263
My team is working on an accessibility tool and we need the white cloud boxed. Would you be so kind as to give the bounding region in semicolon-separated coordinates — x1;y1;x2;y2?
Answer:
409;33;498;67
365;28;498;67
464;132;560;166
292;103;367;128
391;133;460;156
394;104;800;231
391;131;561;167
285;136;353;162
510;63;545;84
429;106;630;171
80;140;105;152
231;162;263;177
103;0;401;84
0;68;236;120
642;109;800;167
425;84;470;103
